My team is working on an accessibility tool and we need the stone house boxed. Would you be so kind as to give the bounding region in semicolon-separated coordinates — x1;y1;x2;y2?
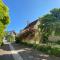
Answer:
18;20;40;44
18;20;60;44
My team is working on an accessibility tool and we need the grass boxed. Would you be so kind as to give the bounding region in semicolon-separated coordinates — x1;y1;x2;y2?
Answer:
37;44;60;57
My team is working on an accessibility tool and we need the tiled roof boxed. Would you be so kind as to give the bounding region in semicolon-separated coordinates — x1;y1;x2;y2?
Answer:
24;20;38;29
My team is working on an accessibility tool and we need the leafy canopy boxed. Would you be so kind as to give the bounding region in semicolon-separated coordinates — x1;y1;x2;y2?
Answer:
0;0;10;45
38;8;60;43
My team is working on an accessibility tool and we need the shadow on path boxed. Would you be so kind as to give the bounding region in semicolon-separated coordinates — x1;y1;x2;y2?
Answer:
0;44;15;60
0;44;11;51
0;53;16;60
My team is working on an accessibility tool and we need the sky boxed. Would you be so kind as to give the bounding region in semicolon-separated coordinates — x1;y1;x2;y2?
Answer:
3;0;60;33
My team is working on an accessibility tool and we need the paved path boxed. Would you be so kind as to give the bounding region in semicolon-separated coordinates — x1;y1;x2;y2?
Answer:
0;39;60;60
0;39;23;60
9;43;23;60
0;44;14;60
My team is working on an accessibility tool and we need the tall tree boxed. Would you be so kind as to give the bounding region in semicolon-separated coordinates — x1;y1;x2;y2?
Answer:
0;0;10;45
50;8;60;20
38;8;60;43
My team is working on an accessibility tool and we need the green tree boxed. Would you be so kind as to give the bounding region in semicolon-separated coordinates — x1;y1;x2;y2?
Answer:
0;0;10;45
38;8;60;43
50;8;60;20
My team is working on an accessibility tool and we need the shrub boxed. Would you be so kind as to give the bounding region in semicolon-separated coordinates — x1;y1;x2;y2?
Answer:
56;41;60;44
37;44;60;57
37;45;51;54
33;44;39;49
21;42;33;47
50;47;60;56
15;37;21;43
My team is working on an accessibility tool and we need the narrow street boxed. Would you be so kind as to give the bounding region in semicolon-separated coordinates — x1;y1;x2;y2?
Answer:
0;39;60;60
0;39;23;60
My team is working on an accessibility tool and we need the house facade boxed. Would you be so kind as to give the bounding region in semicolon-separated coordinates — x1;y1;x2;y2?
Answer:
18;20;60;44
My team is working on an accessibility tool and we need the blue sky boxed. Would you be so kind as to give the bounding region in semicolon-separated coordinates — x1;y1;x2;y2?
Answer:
3;0;60;33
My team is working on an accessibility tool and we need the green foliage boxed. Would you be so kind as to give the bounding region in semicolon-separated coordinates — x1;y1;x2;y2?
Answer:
40;14;56;24
55;28;60;36
15;36;20;43
36;45;51;53
38;8;60;43
1;16;10;25
0;0;10;45
37;45;60;57
56;41;60;44
50;8;60;20
50;47;60;56
5;31;15;43
16;39;33;47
